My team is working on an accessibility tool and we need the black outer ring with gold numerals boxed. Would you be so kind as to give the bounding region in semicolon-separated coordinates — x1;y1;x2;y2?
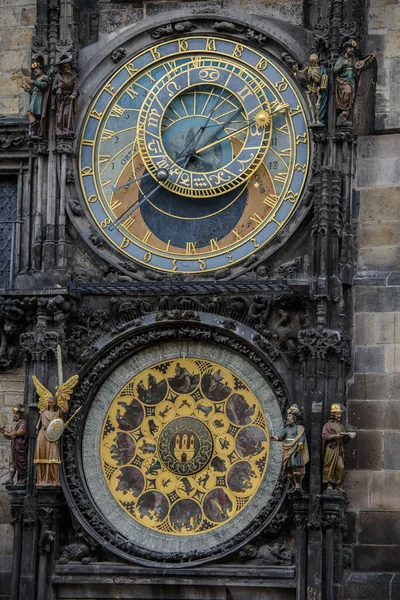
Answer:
79;36;310;274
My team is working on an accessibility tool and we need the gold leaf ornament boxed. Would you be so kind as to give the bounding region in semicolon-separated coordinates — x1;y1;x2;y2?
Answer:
32;376;53;412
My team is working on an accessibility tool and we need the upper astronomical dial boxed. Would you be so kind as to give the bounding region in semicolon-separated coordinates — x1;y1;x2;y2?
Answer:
79;36;311;274
137;59;272;198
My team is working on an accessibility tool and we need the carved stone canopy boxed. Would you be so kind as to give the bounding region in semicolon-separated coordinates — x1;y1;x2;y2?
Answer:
62;316;290;566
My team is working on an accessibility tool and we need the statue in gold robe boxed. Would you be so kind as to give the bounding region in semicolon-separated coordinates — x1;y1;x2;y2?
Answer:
33;375;79;486
322;403;356;491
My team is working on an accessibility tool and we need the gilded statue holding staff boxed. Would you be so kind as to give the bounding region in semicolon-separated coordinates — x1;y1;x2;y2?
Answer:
33;374;79;486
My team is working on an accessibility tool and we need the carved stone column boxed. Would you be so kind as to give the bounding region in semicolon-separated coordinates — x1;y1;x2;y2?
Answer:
56;138;74;271
17;294;73;600
36;493;62;600
18;495;38;600
321;492;348;600
292;493;310;600
30;141;48;272
9;501;24;600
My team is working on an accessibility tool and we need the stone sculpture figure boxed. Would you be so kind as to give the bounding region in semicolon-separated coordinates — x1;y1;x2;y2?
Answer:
322;403;356;491
22;61;50;138
293;54;328;126
334;39;377;126
0;405;28;484
52;57;79;136
239;542;293;565
33;374;79;486
271;404;309;491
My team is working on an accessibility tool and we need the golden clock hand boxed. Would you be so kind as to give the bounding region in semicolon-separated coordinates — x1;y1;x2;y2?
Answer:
193;107;243;154
196;104;289;154
110;100;243;232
163;138;214;170
189;154;215;170
195;121;253;154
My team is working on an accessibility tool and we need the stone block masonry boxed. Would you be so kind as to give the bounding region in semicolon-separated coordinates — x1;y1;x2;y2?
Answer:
347;134;400;582
0;369;25;600
369;0;400;130
98;0;304;35
0;1;36;117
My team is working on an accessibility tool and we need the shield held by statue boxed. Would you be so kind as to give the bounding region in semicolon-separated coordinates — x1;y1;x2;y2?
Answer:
45;418;65;442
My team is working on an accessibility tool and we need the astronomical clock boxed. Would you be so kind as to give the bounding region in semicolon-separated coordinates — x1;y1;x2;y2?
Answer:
78;35;310;274
61;28;313;570
3;2;359;599
71;339;285;563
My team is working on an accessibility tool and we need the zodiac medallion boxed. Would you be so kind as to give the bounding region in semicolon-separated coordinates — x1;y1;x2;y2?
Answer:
100;358;270;536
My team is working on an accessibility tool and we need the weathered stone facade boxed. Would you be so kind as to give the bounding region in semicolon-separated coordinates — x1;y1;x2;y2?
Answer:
344;133;400;596
0;0;399;598
0;0;36;117
97;0;304;36
0;370;24;599
369;0;400;130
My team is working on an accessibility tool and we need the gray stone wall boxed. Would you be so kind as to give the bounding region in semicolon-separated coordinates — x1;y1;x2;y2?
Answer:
0;369;24;600
0;0;36;116
346;5;400;589
346;133;400;595
370;0;400;130
98;0;304;35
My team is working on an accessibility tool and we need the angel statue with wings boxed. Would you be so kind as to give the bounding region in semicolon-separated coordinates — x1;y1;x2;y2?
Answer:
33;374;79;486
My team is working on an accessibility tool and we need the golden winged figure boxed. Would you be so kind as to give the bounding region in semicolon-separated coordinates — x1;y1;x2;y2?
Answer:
32;373;79;486
33;374;79;412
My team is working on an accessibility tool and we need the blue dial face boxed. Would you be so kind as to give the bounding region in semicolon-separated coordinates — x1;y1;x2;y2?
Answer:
138;61;272;197
79;36;311;274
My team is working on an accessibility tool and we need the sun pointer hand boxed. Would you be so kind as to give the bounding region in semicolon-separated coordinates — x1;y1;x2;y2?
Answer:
108;96;251;231
195;104;289;154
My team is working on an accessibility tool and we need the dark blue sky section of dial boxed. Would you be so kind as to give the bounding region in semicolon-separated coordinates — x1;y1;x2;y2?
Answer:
139;182;248;248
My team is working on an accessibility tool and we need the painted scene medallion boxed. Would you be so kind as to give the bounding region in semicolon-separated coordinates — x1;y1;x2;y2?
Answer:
100;358;270;536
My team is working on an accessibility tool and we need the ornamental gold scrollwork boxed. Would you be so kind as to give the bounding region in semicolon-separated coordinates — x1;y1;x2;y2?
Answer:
100;358;269;536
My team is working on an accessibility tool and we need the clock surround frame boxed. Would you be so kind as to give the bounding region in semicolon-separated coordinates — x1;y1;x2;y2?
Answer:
61;314;292;567
70;13;316;281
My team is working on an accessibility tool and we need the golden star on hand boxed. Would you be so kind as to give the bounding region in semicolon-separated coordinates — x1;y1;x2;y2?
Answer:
253;181;260;189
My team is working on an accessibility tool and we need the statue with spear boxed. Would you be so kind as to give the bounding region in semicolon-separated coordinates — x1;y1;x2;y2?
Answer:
33;346;80;486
